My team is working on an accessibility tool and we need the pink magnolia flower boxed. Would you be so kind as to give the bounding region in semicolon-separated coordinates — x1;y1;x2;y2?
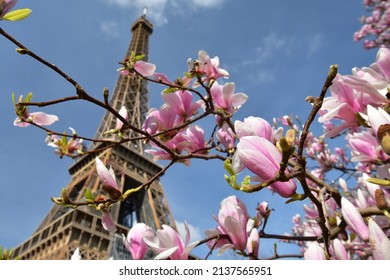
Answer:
319;48;390;137
318;75;365;137
347;130;387;162
143;104;177;138
206;195;252;253
193;50;229;82
95;157;121;200
119;51;156;78
376;48;390;81
14;111;58;127
143;222;199;260
341;197;369;241
0;0;16;18
176;125;207;154
13;92;58;127
142;108;160;135
123;223;154;260
235;136;297;198
304;242;326;260
216;124;236;151
210;81;248;114
257;201;271;218
368;218;390;259
45;128;83;158
234;116;273;141
162;90;201;123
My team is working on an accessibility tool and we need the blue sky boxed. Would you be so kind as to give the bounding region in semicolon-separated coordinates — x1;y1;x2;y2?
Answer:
0;0;378;259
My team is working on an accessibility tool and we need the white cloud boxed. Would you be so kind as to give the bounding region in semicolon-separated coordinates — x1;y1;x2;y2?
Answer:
175;220;203;243
103;0;228;25
191;0;226;8
241;32;291;84
242;32;291;67
254;70;275;83
100;20;121;38
307;33;324;58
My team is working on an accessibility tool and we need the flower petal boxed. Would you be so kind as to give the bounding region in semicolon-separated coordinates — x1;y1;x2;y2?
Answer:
134;61;156;76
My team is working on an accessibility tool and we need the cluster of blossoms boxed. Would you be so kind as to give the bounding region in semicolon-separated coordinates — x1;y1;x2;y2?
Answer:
205;196;264;259
287;47;390;259
122;196;268;260
142;51;248;165
354;0;390;49
318;48;390;172
124;222;199;260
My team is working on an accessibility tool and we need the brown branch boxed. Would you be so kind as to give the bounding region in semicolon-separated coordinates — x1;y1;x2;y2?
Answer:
19;96;81;107
295;65;338;256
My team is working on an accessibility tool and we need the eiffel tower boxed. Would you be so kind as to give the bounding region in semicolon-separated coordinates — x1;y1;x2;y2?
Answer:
13;13;176;260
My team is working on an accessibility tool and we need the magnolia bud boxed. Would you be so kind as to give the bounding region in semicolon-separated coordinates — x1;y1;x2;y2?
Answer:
377;124;390;155
286;129;296;146
375;189;389;210
102;185;122;201
16;48;28;55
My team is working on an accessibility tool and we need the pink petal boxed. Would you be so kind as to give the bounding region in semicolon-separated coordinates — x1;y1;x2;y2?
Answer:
116;106;128;130
376;48;390;81
230;93;248;107
154;247;179;260
304;242;326;260
134;61;156;76
224;216;247;251
237;136;296;197
29;112;59;126
13;117;30;127
332;239;349;260
153;73;173;85
368;218;390;259
95;157;120;191
124;223;154;260
101;212;117;233
246;228;259;259
341;197;369;241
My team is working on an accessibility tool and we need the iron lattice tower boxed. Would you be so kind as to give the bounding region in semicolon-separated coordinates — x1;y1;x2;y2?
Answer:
14;15;176;260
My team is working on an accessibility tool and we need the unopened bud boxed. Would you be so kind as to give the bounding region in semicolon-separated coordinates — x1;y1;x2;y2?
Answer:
377;124;390;155
61;188;71;204
277;137;290;153
16;48;28;55
366;177;390;187
257;201;271;218
286;129;296;146
375;189;389;210
102;185;122;201
305;96;316;103
328;64;338;80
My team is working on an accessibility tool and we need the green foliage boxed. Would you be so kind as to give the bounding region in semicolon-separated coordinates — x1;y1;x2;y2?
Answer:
84;188;95;203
